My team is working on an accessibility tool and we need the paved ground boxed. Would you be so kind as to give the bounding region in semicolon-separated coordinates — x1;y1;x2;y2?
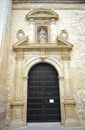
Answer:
1;123;85;130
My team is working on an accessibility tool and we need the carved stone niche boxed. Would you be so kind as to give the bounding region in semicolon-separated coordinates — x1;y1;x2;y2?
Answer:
25;8;59;43
37;26;48;43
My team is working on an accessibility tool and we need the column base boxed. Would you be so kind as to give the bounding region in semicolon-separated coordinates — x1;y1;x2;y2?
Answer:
64;98;80;127
10;100;25;127
65;118;80;127
10;119;24;127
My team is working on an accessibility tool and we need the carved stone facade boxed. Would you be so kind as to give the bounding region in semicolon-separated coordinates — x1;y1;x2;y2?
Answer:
8;8;80;127
0;0;85;128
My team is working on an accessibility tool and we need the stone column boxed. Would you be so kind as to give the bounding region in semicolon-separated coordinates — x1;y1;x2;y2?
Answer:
83;79;85;89
22;76;28;125
62;52;80;127
15;51;24;100
62;52;73;98
59;77;64;97
50;19;57;43
59;76;65;126
28;19;35;43
10;51;24;127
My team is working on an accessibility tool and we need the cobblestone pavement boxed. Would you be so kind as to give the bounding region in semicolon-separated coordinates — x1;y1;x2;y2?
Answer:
1;123;85;130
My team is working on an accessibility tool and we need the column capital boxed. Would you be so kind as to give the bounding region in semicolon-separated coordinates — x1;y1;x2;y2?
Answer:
58;76;64;80
61;52;70;61
16;51;24;60
22;76;28;81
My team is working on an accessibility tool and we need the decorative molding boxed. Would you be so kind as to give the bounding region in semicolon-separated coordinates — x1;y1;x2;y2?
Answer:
59;30;68;40
40;49;46;60
57;36;73;47
22;76;28;80
12;4;85;10
16;30;25;41
61;52;70;61
13;36;73;52
26;8;59;20
13;0;85;4
59;76;64;80
64;99;76;105
16;51;24;60
11;100;24;106
14;43;73;51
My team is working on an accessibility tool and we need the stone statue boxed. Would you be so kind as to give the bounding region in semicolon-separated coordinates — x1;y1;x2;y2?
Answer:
39;28;46;43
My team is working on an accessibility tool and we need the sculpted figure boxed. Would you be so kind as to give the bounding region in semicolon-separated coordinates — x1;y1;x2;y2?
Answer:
39;28;46;43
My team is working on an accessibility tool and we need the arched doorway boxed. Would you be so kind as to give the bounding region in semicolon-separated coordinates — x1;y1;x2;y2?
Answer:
27;63;61;122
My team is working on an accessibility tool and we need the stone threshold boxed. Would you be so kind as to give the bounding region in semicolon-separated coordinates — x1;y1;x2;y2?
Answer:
27;122;61;127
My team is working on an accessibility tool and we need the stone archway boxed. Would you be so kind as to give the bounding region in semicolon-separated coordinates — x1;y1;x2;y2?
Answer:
23;57;64;125
27;63;61;122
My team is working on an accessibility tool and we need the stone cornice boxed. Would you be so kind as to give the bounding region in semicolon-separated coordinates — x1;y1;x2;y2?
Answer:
12;4;85;10
11;100;24;106
64;99;76;105
13;44;72;51
13;0;85;4
13;36;73;52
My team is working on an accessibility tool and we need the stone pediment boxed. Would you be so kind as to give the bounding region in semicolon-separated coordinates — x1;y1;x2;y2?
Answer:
13;36;73;52
57;36;73;47
13;36;28;48
26;8;58;20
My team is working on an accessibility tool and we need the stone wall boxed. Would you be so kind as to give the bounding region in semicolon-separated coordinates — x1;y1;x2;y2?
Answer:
0;83;7;128
74;90;85;125
0;0;12;128
6;3;85;126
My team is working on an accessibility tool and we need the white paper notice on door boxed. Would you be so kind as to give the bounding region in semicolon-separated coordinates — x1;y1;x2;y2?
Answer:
49;99;54;103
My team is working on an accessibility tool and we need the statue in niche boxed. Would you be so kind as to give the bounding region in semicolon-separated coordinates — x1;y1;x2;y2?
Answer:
38;28;47;43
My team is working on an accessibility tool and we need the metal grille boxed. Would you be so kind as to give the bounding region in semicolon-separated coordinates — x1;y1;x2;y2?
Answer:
27;63;61;122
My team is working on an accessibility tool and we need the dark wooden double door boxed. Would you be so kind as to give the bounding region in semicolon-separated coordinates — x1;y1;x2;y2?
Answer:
27;63;61;122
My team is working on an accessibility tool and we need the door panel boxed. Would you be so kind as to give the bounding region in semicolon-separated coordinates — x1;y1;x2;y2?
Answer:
27;63;61;122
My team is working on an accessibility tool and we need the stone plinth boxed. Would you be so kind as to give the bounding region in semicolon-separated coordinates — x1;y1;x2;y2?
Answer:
10;100;24;127
64;98;80;127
